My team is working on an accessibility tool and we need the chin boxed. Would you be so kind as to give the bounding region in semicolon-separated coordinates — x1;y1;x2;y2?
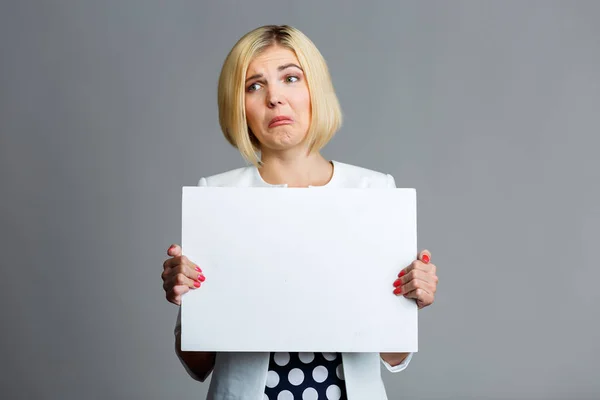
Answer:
262;130;307;150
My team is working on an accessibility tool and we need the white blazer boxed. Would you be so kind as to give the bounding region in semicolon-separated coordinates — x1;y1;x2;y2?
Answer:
174;160;414;400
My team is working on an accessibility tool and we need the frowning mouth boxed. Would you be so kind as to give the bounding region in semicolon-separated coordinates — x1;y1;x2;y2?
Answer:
268;116;294;128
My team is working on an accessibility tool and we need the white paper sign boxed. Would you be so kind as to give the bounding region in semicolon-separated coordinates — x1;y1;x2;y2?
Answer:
181;187;418;352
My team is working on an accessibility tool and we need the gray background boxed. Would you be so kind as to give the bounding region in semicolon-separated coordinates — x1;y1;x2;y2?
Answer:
1;1;599;399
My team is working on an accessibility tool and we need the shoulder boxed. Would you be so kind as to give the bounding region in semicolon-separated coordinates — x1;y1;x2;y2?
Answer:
196;161;397;188
197;166;257;187
333;161;396;188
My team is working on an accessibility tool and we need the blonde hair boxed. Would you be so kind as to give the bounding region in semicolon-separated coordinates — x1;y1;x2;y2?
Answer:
217;25;342;166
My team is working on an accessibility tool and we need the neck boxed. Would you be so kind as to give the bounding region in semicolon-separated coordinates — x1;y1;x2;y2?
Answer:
258;147;333;187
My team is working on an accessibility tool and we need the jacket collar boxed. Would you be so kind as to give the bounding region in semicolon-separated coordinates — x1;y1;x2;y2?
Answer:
250;160;340;188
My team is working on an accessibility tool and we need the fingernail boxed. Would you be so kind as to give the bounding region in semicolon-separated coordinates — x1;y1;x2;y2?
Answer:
398;270;406;278
422;254;430;264
393;287;403;295
393;279;402;287
194;281;201;288
198;274;206;282
195;266;202;273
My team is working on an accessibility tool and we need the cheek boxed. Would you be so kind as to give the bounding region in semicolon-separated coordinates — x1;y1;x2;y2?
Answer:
302;94;312;124
302;86;311;110
292;89;311;121
244;99;260;127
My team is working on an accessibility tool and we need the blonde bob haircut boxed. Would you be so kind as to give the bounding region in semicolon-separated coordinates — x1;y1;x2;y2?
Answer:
217;25;343;166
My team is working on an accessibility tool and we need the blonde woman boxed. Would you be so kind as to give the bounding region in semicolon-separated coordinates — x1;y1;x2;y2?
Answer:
161;25;439;400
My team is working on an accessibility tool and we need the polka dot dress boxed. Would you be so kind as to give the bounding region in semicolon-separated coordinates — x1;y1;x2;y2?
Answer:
263;352;347;400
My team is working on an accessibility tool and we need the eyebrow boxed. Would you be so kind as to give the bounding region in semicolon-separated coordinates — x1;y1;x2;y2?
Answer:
245;63;303;83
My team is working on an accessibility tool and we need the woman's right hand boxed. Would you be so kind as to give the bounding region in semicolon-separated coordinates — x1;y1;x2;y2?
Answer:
162;244;206;305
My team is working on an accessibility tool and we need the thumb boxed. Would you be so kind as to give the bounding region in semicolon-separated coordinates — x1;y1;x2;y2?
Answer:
418;249;431;264
167;244;182;257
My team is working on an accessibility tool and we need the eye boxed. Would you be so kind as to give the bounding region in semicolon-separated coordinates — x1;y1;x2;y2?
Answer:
247;82;261;92
285;75;299;83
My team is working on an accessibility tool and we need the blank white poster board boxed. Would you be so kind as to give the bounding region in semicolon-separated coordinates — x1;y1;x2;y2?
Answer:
180;187;418;352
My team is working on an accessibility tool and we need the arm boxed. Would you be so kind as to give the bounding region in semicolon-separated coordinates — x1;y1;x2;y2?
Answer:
164;240;215;381
380;352;413;373
380;352;410;366
174;175;215;381
174;309;216;382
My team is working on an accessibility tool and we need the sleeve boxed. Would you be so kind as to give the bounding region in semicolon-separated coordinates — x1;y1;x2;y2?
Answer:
386;173;396;189
170;176;214;382
174;308;214;382
381;172;415;372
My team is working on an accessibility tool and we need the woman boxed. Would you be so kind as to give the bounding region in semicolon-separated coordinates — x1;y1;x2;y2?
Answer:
161;25;439;400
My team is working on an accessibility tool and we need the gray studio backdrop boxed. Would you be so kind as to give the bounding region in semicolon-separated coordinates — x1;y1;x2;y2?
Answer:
1;1;599;399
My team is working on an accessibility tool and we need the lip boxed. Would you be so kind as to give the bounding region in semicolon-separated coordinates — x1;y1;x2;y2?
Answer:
268;115;294;128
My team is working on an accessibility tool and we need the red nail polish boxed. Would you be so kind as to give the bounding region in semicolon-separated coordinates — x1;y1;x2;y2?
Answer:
195;266;202;272
422;254;430;264
393;287;403;295
198;274;206;282
393;279;402;287
194;281;201;288
398;270;406;278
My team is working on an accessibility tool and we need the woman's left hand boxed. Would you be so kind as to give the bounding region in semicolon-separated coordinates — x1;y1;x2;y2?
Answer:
393;250;438;309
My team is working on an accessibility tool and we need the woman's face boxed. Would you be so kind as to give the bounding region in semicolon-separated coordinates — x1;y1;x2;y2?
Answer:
244;45;311;153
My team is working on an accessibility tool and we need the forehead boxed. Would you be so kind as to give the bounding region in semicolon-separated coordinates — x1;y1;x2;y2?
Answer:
246;45;300;73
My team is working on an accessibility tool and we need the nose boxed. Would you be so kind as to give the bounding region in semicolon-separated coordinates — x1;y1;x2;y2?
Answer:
267;87;285;108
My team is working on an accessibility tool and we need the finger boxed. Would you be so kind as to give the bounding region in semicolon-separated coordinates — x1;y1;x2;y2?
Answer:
164;272;202;294
164;255;202;273
418;249;431;264
395;268;438;287
166;261;206;283
162;254;183;271
425;262;437;275
397;254;431;278
162;264;204;286
395;278;435;296
167;244;182;257
398;259;436;278
403;288;435;308
172;267;204;288
397;262;414;278
163;256;180;273
166;284;190;306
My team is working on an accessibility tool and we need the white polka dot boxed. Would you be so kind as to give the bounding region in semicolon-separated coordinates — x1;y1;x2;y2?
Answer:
266;370;280;388
336;364;345;380
274;352;290;366
323;352;337;361
302;387;318;400
298;352;315;363
277;390;293;400
288;368;304;386
263;394;269;400
312;365;328;383
326;384;342;400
